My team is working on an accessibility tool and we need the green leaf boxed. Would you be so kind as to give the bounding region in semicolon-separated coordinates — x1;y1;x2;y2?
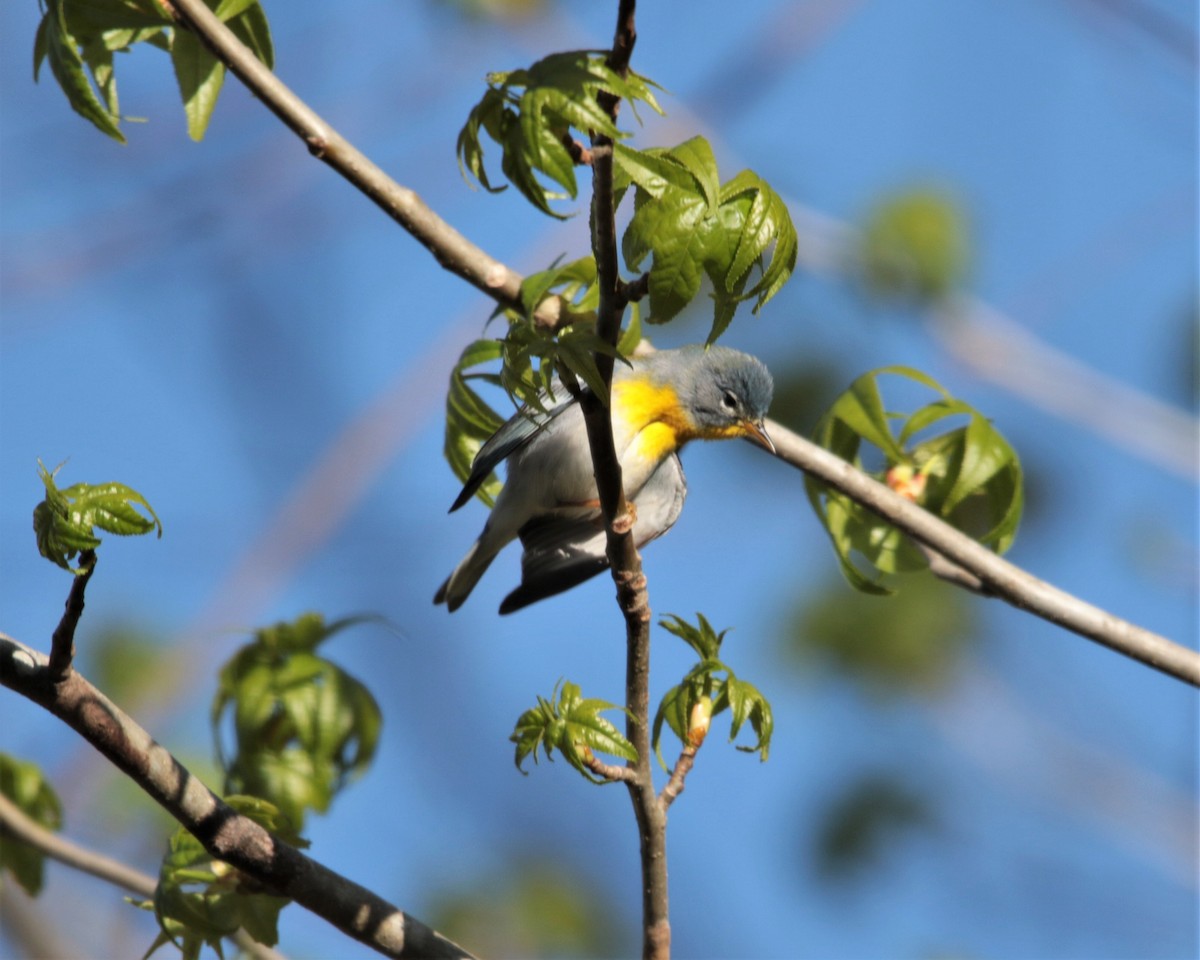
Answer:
457;51;662;216
212;614;383;829
652;614;773;765
226;2;274;71
0;755;64;896
659;613;726;661
720;676;773;761
142;795;296;959
612;142;697;199
443;339;506;507
806;368;1023;593
859;189;969;304
510;681;636;784
41;0;126;143
617;300;643;357
32;460;162;573
667;136;720;213
170;25;225;141
618;141;797;339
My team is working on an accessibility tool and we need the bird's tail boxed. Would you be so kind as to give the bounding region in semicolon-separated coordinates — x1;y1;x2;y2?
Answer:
434;535;502;612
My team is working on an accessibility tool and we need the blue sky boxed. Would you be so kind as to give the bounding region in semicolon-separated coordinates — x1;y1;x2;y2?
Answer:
2;1;1196;957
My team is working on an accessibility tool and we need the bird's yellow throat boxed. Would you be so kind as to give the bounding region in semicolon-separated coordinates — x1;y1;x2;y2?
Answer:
614;376;748;462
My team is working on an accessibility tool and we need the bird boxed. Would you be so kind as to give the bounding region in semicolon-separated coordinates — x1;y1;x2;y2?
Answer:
434;343;775;614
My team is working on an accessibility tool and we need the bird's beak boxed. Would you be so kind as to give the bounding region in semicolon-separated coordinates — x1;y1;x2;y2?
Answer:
741;418;776;455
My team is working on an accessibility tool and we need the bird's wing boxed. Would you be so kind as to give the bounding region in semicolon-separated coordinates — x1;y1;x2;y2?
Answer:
449;384;579;513
498;453;687;614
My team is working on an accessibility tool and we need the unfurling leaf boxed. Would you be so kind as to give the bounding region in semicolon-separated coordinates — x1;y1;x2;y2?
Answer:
806;367;1023;593
652;615;774;766
510;680;636;783
32;460;162;574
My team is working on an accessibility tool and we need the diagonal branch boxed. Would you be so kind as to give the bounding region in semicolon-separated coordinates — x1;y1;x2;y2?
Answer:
760;419;1200;687
158;0;1196;692
0;791;286;960
158;0;574;332
0;633;475;960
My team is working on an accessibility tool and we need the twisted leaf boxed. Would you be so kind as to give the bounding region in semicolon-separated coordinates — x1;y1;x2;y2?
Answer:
32;460;161;573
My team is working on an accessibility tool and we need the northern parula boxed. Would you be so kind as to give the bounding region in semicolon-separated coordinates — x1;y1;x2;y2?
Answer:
435;344;775;613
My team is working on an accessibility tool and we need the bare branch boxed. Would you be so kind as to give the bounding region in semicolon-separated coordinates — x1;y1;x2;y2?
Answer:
0;790;154;896
760;420;1200;687
0;633;475;960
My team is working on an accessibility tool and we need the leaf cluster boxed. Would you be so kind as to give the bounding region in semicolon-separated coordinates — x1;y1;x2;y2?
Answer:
132;795;301;960
652;614;773;764
807;367;1024;594
211;613;382;830
32;459;161;574
0;754;64;896
457;50;663;216
615;138;798;343
33;0;274;143
510;680;636;784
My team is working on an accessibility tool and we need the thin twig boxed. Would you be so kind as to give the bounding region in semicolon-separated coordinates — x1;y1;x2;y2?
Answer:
582;750;638;783
47;549;95;681
760;420;1200;687
0;633;476;960
576;4;671;959
659;744;699;809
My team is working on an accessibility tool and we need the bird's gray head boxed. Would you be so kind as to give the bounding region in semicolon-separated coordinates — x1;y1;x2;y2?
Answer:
669;345;776;451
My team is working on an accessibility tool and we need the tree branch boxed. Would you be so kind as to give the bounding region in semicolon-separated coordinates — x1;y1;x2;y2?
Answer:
158;0;578;332
0;633;475;960
761;419;1200;687
573;5;670;959
0;790;155;896
0;792;286;960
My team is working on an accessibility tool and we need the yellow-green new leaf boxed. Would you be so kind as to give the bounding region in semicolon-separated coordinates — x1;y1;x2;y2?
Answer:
0;755;64;896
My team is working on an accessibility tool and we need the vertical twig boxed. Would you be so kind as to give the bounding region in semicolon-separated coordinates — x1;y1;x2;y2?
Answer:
578;3;671;958
47;550;96;681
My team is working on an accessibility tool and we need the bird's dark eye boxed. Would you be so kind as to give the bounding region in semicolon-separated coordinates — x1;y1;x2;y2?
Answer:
721;390;738;411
